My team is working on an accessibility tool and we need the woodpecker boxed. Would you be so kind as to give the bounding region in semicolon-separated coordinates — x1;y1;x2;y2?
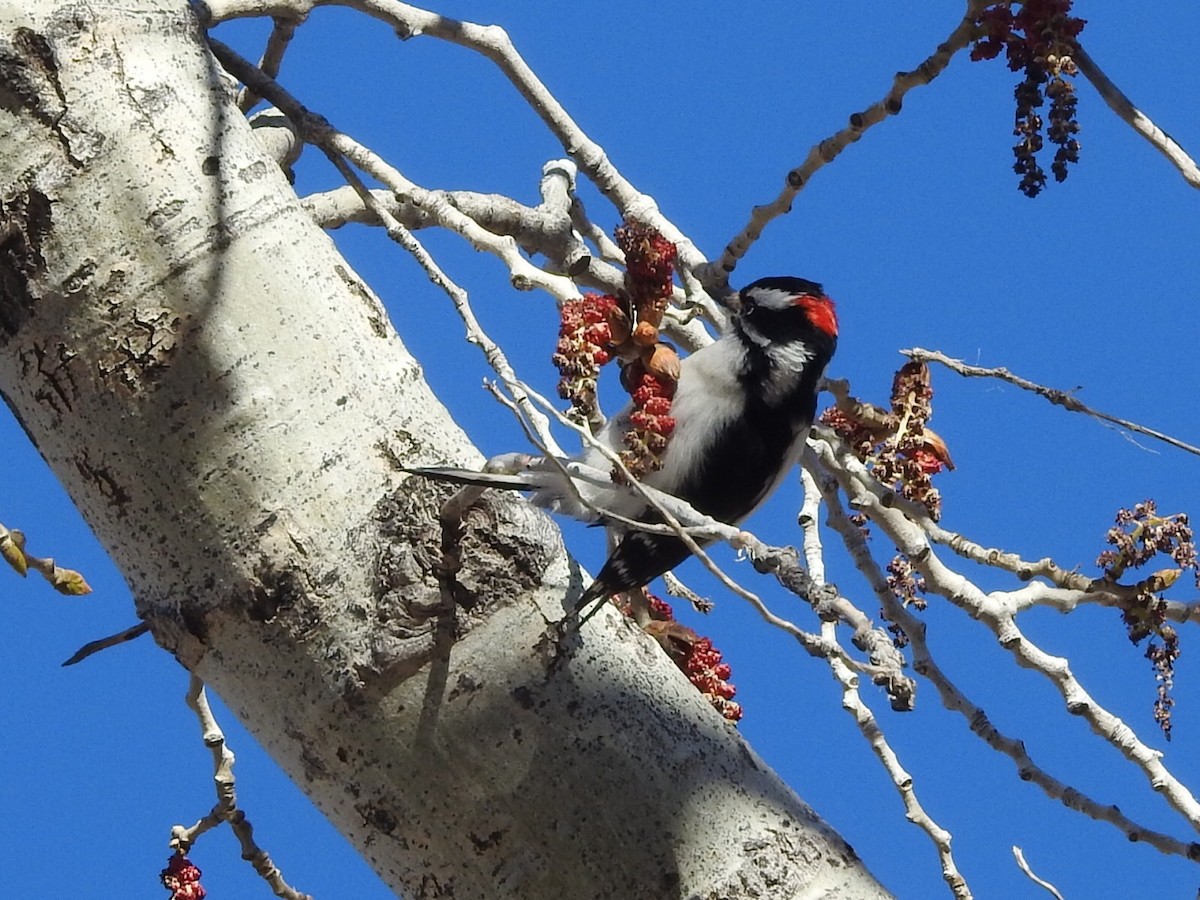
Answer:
411;276;838;612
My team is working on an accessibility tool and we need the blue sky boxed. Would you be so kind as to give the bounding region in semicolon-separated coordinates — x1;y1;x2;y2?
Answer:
4;3;1199;897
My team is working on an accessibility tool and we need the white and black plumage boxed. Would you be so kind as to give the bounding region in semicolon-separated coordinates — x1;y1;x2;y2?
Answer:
410;276;838;611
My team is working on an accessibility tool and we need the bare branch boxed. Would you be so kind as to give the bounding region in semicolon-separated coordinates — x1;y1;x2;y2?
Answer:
904;347;1200;458
835;639;972;898
302;162;589;275
661;570;714;614
248;106;304;168
173;677;312;900
331;133;580;299
704;0;989;283
207;7;726;355
812;433;1200;836
812;419;1200;623
1012;847;1065;900
797;480;969;896
304;184;537;233
199;0;709;276
813;462;1200;859
208;38;582;304
237;16;300;113
0;520;92;594
1074;45;1200;190
569;194;623;263
751;541;914;708
61;622;149;666
299;178;719;354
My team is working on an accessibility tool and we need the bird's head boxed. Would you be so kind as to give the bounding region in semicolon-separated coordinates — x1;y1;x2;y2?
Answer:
723;276;839;349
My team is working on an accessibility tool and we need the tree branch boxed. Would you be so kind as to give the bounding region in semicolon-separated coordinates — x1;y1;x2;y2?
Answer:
798;474;967;896
812;464;1200;860
173;677;312;899
198;0;709;278
703;0;990;283
813;433;1200;836
61;622;149;666
208;37;583;303
237;15;299;112
1074;44;1200;190
0;520;92;594
903;347;1200;457
1012;847;1065;900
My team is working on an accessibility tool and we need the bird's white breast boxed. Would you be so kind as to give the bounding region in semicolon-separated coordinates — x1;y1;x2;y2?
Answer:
646;335;747;495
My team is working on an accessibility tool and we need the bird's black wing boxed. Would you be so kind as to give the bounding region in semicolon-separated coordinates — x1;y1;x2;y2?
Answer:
576;529;693;607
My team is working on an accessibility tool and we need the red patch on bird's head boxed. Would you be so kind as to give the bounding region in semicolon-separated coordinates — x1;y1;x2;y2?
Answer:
796;294;838;338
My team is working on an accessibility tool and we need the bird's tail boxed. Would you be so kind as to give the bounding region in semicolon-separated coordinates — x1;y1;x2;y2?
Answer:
402;466;538;492
403;451;567;492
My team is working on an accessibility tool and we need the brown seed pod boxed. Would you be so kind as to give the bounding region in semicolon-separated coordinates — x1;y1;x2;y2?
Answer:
645;342;681;382
632;321;659;347
919;426;956;471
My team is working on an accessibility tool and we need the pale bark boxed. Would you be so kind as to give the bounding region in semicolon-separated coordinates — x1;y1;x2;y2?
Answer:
0;1;890;897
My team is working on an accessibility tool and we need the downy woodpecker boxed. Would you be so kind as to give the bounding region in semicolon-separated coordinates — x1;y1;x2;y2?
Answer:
411;276;838;612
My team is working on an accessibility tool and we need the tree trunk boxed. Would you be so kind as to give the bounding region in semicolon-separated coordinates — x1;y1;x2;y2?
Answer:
0;2;890;897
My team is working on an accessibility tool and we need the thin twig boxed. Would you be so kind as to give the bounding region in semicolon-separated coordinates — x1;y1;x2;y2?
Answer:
479;385;590;516
904;347;1200;457
207;38;580;304
924;521;1200;623
798;483;969;898
199;0;708;277
0;521;92;594
808;422;1200;621
796;468;914;708
299;179;716;354
61;621;150;666
831;637;971;898
237;16;300;113
1012;847;1065;900
661;570;714;614
208;4;720;357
